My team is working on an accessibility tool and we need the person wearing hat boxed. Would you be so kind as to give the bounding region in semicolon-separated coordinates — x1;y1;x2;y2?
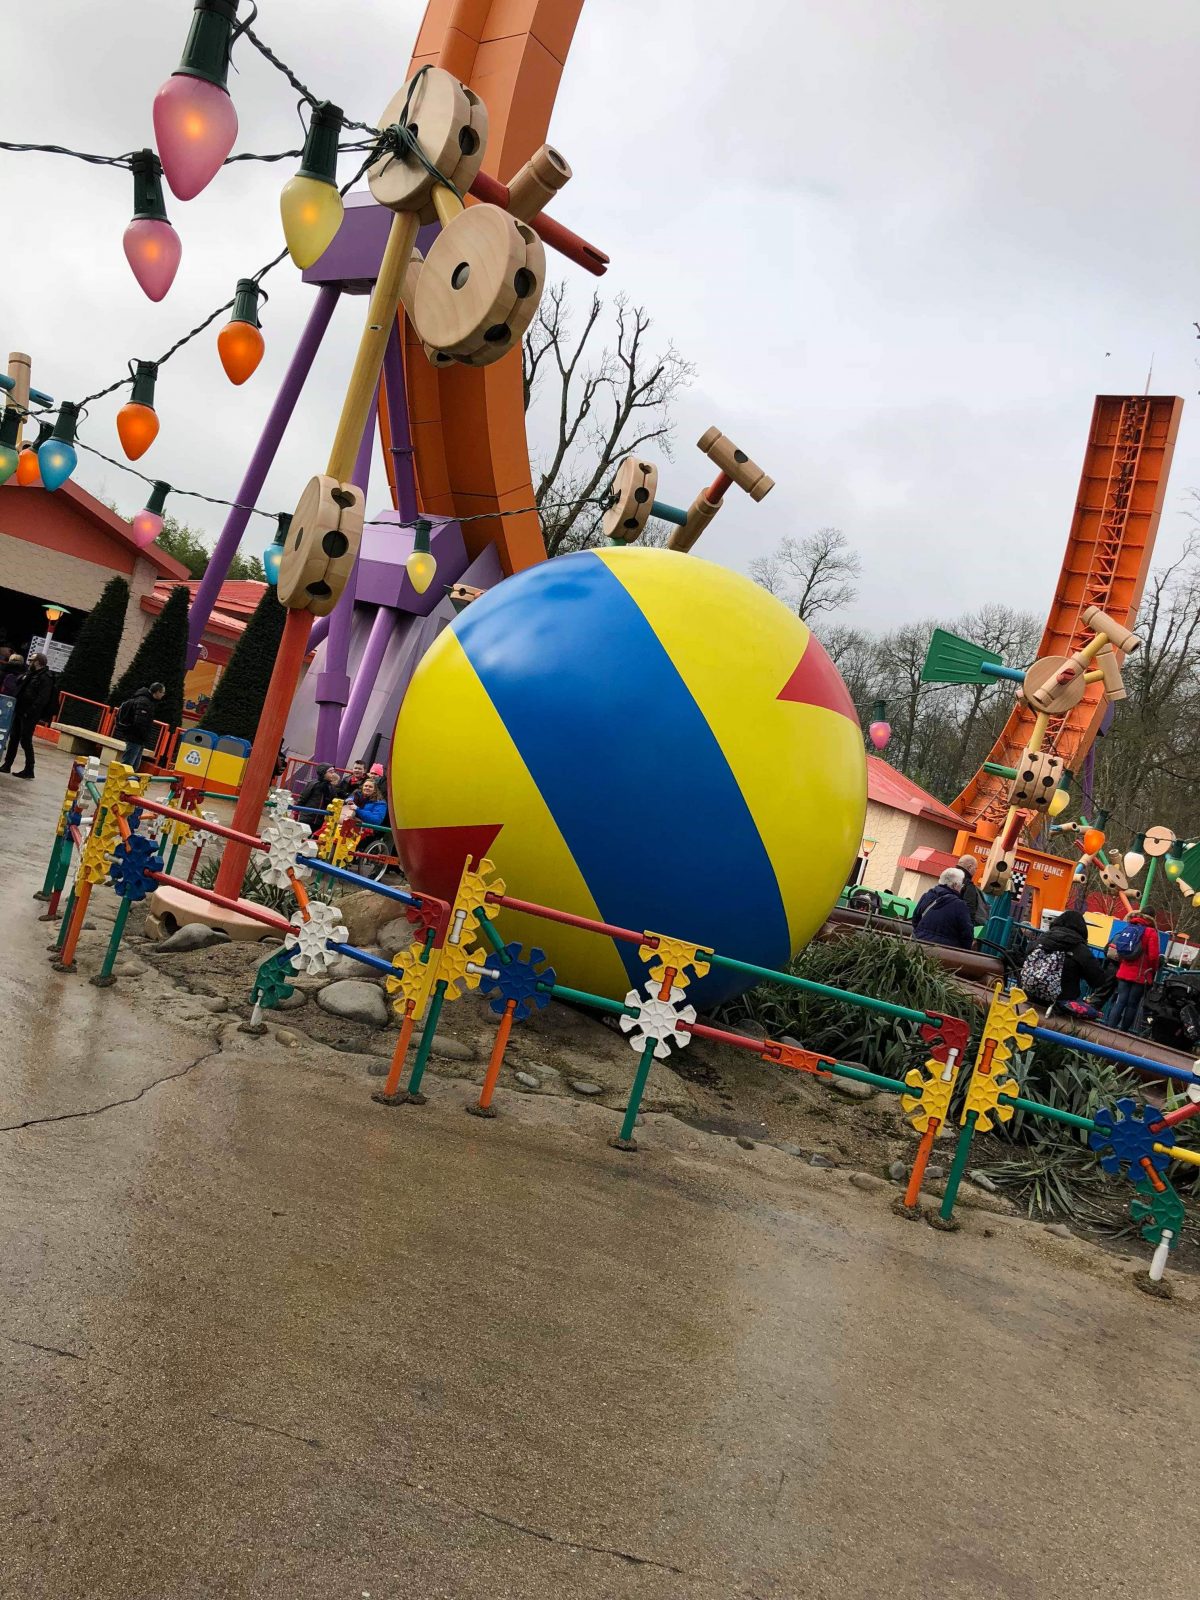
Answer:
957;855;983;928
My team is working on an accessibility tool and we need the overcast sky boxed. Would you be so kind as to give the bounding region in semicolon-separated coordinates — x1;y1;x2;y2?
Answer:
5;0;1198;634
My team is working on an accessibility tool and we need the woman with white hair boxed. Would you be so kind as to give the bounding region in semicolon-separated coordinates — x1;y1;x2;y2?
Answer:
912;867;975;951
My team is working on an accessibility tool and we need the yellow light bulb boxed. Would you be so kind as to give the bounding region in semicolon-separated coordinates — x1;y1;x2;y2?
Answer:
280;175;344;269
1048;788;1071;819
406;549;437;595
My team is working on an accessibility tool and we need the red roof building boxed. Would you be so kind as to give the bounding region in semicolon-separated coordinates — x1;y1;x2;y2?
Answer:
858;757;965;898
145;577;269;717
0;479;189;680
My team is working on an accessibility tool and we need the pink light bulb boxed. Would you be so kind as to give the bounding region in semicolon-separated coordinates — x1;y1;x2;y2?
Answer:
153;74;238;201
868;721;892;751
123;217;182;301
131;510;164;548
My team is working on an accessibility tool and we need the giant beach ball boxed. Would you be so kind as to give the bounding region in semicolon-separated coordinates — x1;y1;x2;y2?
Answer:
390;547;866;1006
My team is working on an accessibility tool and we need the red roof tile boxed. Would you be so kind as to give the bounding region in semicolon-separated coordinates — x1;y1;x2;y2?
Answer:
897;848;963;878
866;757;963;829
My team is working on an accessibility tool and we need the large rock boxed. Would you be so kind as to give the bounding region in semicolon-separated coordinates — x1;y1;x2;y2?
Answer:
315;980;389;1028
377;916;417;959
335;890;403;950
158;924;231;953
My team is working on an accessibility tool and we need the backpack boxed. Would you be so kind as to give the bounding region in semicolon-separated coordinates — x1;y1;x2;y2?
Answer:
1112;923;1145;959
117;696;141;733
1020;945;1066;1006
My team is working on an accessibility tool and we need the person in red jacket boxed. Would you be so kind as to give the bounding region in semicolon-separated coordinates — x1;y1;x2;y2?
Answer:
1105;911;1161;1035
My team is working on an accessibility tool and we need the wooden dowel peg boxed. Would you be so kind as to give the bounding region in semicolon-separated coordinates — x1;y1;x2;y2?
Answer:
1083;605;1142;654
668;490;721;553
505;144;572;222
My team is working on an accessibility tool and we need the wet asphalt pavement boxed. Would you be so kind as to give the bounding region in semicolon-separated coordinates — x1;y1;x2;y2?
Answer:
0;751;1195;1599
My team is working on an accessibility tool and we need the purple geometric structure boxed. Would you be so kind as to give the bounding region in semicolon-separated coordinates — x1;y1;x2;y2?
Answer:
185;191;505;771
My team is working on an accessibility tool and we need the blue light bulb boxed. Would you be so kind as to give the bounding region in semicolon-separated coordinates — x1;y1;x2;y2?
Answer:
38;439;77;492
263;542;283;585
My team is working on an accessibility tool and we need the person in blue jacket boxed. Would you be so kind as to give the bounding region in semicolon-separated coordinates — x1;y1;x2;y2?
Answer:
348;776;388;829
912;868;975;951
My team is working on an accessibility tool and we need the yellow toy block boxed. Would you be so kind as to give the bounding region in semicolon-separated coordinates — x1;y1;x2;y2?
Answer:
639;932;713;990
901;1057;959;1135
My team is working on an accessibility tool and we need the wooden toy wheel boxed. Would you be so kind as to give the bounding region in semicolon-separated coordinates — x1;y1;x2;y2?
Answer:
277;474;365;616
368;68;488;220
413;205;546;367
602;457;658;542
1021;655;1087;716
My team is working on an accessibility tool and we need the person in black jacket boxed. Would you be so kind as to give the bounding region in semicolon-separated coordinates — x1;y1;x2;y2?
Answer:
1035;909;1106;1014
114;682;165;770
912;869;975;951
1;653;56;780
296;765;339;816
336;760;366;800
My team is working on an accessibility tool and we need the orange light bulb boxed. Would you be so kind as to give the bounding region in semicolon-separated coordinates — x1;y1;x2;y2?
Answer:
217;319;265;386
116;401;160;461
15;447;42;486
1081;828;1105;858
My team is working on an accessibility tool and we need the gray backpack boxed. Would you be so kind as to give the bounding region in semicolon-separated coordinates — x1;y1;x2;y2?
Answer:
1020;946;1065;1006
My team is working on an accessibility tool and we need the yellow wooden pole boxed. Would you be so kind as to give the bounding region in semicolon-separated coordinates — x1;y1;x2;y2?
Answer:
430;184;464;228
326;211;420;482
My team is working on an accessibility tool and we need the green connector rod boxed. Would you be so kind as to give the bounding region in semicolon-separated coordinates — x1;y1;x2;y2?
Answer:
96;898;132;982
54;887;77;951
544;981;634;1018
1011;1096;1094;1132
827;1061;907;1096
477;916;510;959
940;1109;978;1220
38;833;68;898
983;762;1018;780
617;1038;658;1142
405;979;448;1099
649;499;689;527
707;951;931;1025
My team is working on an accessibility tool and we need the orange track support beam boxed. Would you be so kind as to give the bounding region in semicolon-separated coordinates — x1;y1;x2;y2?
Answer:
952;395;1183;832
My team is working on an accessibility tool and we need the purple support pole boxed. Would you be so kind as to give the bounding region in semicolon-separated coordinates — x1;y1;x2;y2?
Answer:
307;614;331;652
336;605;397;768
187;285;341;665
382;320;419;522
313;390;378;763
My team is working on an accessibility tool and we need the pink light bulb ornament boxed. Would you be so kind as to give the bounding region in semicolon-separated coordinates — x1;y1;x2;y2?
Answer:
152;0;241;201
131;511;164;548
868;721;892;751
123;219;182;301
132;481;170;548
153;74;238;200
124;151;181;301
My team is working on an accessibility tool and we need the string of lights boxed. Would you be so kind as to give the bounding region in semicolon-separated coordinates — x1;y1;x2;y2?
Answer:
75;431;607;533
0;10;540;599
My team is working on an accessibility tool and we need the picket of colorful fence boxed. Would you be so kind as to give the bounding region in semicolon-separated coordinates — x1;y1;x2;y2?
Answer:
35;780;1200;1290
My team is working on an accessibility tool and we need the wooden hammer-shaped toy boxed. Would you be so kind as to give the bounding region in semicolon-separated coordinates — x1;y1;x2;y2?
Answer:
602;426;774;551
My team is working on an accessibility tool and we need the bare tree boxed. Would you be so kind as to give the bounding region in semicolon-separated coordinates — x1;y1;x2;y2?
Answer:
748;528;861;621
522;282;694;557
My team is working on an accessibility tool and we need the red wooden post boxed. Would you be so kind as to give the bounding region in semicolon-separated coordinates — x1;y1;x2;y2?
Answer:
213;609;312;898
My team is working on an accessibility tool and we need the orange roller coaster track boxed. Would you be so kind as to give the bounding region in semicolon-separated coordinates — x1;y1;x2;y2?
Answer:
952;394;1184;833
